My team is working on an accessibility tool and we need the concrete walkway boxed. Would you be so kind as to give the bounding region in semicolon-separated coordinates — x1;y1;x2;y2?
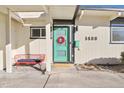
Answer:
45;65;124;88
0;64;124;88
0;66;48;88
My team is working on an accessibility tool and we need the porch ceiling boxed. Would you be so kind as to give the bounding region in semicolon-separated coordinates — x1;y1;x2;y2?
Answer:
4;5;45;12
4;5;76;20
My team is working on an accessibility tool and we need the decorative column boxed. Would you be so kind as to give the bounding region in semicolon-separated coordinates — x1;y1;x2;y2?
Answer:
0;51;3;70
6;9;12;73
46;23;52;73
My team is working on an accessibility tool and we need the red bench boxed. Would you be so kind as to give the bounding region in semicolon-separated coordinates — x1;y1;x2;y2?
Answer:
14;54;45;68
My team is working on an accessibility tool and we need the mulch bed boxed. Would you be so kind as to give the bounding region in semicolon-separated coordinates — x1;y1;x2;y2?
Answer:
75;63;124;73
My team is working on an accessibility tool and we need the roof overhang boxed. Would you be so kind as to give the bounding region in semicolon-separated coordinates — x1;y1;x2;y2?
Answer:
3;5;76;20
0;5;77;26
49;5;76;19
78;9;124;21
79;5;124;12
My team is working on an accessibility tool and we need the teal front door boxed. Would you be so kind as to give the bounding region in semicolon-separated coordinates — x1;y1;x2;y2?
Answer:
53;26;70;62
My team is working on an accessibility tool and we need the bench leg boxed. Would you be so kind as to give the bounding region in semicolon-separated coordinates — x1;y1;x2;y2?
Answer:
39;63;42;70
16;63;19;69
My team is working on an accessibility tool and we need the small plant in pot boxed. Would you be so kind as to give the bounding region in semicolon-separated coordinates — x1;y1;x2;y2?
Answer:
120;51;124;63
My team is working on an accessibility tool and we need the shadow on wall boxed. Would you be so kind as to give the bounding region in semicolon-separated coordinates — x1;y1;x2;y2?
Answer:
14;25;46;54
11;25;47;64
87;57;121;65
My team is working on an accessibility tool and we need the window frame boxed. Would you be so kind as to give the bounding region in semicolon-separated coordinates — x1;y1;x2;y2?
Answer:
30;26;46;39
110;18;124;44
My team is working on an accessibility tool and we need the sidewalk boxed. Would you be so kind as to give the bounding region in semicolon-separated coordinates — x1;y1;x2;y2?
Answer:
0;64;124;88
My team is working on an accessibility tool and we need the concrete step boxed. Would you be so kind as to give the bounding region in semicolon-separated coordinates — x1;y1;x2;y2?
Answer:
52;63;74;68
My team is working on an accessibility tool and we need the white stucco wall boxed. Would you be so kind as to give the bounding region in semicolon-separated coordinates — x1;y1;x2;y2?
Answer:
75;15;124;64
11;19;19;64
0;11;52;66
0;12;18;69
14;19;51;63
2;9;124;66
0;12;7;69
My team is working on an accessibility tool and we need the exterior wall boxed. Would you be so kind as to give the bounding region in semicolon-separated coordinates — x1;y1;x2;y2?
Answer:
0;12;7;69
1;10;124;66
14;19;50;63
0;12;18;69
11;19;19;64
75;15;124;64
0;11;52;66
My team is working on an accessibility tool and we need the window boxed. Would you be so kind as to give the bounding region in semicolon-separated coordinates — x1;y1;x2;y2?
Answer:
111;17;124;43
30;26;46;39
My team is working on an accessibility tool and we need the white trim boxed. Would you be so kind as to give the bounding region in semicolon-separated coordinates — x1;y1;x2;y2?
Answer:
111;41;124;44
69;26;73;62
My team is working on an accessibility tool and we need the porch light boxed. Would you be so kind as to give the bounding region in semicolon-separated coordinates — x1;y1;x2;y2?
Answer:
118;12;122;16
79;10;84;20
16;12;45;18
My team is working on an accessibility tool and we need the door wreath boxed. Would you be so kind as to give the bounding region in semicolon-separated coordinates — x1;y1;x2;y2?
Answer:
57;36;65;44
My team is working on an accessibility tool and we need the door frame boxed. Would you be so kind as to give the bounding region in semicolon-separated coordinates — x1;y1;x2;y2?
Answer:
53;24;74;63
